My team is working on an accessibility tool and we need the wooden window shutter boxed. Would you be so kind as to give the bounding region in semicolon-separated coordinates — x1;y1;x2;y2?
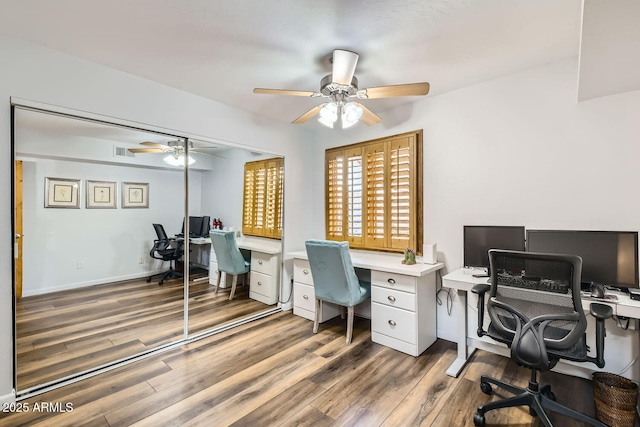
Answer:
242;165;256;236
365;142;386;248
242;158;283;239
326;150;345;241
345;146;364;246
388;135;414;250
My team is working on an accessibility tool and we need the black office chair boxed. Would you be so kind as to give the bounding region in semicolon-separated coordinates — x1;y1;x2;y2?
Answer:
147;223;184;285
471;249;612;427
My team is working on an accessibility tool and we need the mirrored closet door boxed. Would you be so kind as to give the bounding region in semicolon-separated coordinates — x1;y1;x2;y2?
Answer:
12;106;284;394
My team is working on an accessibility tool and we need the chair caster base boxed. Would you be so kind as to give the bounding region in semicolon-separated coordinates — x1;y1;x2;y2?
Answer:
473;413;485;426
480;381;492;395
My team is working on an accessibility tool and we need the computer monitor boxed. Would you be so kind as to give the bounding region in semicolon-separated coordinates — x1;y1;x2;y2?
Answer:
526;230;639;289
181;216;205;238
200;216;210;238
463;225;526;269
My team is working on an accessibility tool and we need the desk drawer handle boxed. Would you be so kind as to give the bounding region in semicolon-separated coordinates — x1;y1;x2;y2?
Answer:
303;269;309;275
387;296;396;302
388;320;397;326
258;260;263;265
258;281;262;286
303;295;309;300
387;278;396;284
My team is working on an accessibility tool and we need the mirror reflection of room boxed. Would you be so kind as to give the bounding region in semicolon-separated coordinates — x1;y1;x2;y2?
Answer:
13;107;284;392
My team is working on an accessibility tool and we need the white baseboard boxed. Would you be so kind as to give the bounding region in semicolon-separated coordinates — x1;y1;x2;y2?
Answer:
22;271;164;297
0;390;16;405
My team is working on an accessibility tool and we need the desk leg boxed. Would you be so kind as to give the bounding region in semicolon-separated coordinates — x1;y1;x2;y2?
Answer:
446;288;475;377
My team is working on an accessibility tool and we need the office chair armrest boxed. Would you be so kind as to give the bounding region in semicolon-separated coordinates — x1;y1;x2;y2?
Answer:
471;284;491;337
590;303;613;320
588;302;613;368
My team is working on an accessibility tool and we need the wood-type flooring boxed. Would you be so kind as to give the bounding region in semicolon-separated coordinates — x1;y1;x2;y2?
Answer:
16;274;271;390
4;309;630;427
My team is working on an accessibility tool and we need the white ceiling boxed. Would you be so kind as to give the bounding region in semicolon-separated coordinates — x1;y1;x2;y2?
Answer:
1;0;637;130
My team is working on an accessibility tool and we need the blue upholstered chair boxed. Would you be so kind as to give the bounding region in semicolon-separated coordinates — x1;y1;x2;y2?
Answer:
210;230;250;300
305;239;371;345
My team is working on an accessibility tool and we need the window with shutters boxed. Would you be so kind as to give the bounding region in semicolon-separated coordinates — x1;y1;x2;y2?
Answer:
242;157;284;239
325;130;422;253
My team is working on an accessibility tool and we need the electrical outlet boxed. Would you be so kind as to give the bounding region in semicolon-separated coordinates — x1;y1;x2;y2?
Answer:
77;262;84;269
138;257;144;264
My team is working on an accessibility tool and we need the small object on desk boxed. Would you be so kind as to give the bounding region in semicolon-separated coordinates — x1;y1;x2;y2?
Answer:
589;283;605;299
472;273;489;278
402;248;416;265
629;288;640;301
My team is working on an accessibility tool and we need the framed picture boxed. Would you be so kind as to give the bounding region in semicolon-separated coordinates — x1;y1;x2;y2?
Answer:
122;182;149;208
45;177;80;208
86;180;117;209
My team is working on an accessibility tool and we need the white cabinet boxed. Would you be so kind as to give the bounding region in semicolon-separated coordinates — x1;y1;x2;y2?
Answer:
370;270;436;356
249;251;280;305
208;248;227;288
292;259;341;321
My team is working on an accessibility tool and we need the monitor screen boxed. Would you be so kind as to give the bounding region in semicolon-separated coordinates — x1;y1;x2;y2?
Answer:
181;216;205;237
526;230;639;288
463;226;526;268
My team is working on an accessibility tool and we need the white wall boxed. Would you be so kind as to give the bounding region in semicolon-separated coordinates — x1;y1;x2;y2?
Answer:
0;34;316;401
312;58;640;341
20;158;197;295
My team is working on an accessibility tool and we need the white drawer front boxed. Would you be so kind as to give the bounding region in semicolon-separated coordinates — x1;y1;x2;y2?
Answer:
371;286;415;312
293;282;316;312
251;271;272;297
208;262;226;286
371;302;417;344
371;270;417;293
251;251;273;275
293;259;313;286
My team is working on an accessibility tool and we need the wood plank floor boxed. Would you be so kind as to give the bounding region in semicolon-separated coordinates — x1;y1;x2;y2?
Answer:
3;311;628;427
16;274;272;390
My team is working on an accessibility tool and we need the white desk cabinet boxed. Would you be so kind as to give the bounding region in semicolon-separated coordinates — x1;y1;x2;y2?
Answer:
249;251;280;305
289;250;443;357
371;270;437;357
208;249;226;288
292;259;342;322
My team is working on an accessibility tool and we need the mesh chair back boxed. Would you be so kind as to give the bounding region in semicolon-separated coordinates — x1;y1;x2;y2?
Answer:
487;249;587;353
152;223;171;251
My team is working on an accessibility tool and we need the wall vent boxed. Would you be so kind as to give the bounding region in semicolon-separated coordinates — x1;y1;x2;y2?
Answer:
114;146;135;158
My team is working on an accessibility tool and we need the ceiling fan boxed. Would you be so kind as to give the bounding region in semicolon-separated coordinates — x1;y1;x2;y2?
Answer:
253;49;430;128
128;140;217;166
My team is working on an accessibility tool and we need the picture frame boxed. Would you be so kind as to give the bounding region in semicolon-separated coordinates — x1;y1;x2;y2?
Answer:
45;177;80;208
122;182;149;208
86;180;117;209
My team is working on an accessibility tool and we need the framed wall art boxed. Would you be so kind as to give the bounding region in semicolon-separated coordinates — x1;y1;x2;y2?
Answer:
122;182;149;208
86;180;117;209
45;177;80;208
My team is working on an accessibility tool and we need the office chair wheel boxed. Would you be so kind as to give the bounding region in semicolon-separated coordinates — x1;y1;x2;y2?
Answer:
542;389;556;401
480;381;493;395
159;280;164;285
146;276;152;283
473;413;486;426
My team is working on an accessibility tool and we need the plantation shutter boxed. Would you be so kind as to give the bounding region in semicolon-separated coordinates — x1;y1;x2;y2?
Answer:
325;130;422;253
242;158;284;239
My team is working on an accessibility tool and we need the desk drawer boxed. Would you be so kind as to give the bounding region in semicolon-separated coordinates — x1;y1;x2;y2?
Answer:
250;271;273;298
371;271;417;293
372;286;415;312
293;282;315;312
371;302;416;344
293;259;313;286
251;251;274;275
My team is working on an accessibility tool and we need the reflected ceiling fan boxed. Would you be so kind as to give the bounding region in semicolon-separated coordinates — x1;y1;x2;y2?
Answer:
128;140;217;166
253;49;430;129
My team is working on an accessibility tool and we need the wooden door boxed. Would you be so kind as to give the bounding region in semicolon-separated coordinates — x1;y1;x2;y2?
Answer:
15;160;23;298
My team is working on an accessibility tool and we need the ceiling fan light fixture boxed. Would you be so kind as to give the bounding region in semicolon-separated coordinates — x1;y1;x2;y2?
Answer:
318;102;339;128
342;102;363;128
163;153;195;167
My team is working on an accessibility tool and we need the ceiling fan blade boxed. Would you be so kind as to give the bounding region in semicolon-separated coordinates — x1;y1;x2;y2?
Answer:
140;141;170;149
128;148;164;153
354;103;382;126
292;104;326;124
332;50;359;86
253;88;319;97
359;82;430;99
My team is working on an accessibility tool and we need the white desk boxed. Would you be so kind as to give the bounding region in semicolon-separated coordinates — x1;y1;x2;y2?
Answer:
203;236;282;305
443;267;640;381
289;249;444;356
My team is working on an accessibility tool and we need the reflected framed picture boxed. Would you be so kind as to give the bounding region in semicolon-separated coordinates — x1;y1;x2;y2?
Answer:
45;177;80;208
86;180;117;209
122;182;149;208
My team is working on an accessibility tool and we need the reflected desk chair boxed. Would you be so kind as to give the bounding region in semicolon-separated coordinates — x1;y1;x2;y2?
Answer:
210;230;250;300
305;240;371;345
148;223;184;286
470;249;612;427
